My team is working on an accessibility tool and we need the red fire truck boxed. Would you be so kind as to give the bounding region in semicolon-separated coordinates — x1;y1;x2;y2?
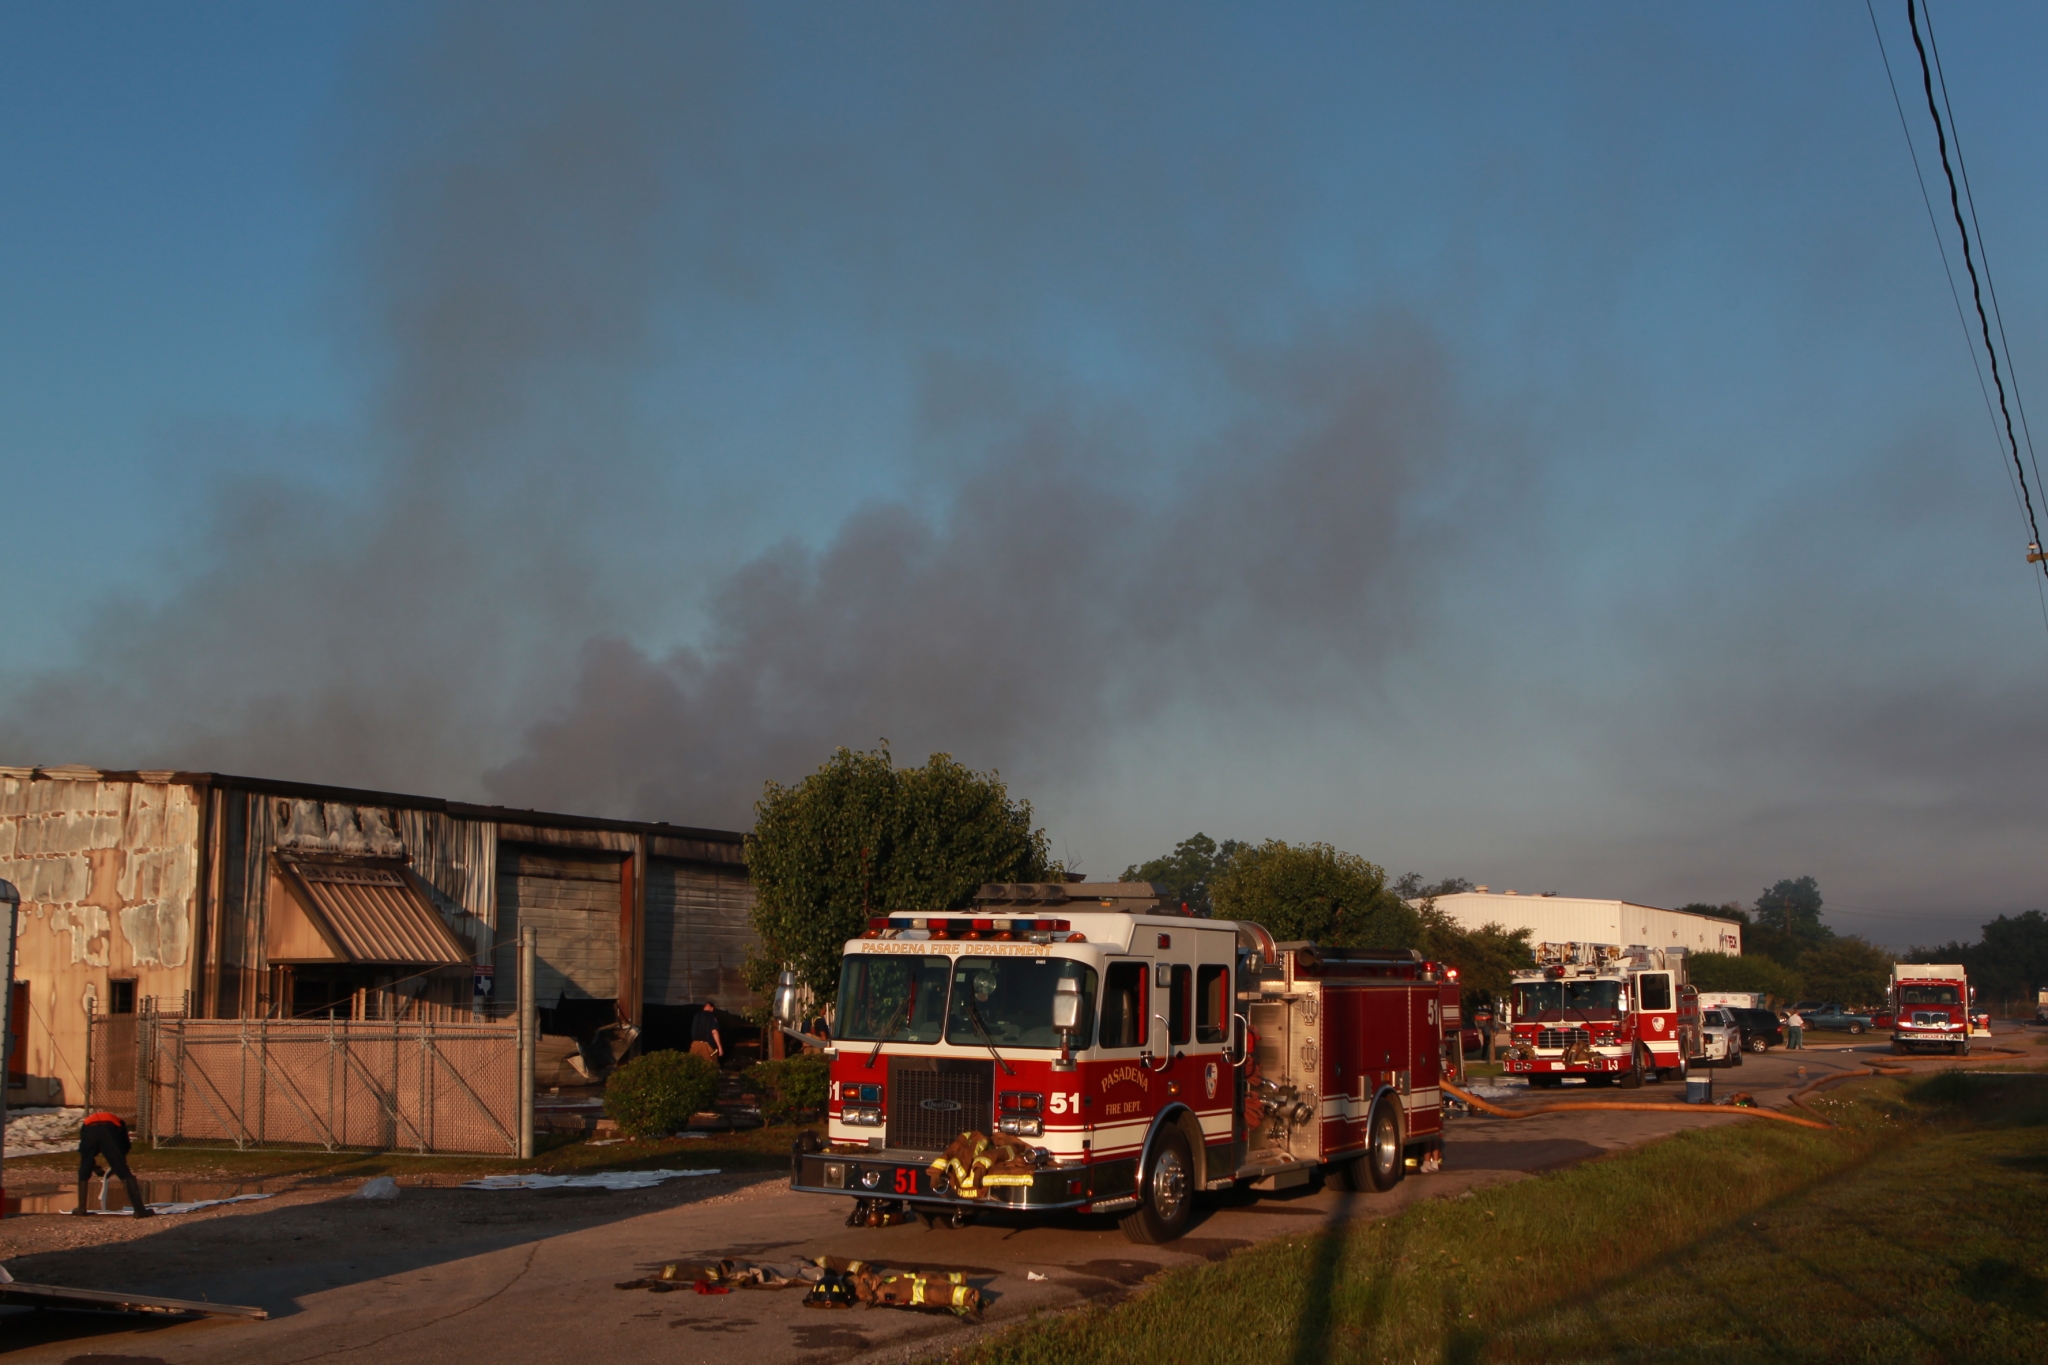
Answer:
1889;963;1972;1056
784;882;1455;1244
1501;943;1701;1087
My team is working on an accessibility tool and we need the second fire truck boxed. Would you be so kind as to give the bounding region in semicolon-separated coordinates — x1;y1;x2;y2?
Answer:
1501;942;1702;1087
783;881;1456;1244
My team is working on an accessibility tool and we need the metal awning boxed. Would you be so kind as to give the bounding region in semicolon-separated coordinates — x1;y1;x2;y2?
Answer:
269;856;470;966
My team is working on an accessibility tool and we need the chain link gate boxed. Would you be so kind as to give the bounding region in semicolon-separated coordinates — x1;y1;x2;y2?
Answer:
142;1017;523;1156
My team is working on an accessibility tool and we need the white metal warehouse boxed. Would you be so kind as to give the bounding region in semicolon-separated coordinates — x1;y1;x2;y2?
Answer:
1419;889;1743;956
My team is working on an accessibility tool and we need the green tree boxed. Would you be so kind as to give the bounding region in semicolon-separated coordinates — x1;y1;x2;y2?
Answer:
1415;906;1533;1016
1392;873;1475;900
1677;901;1747;922
1685;951;1801;1003
745;745;1053;998
1210;840;1417;948
1121;832;1247;917
1795;935;1894;1007
1755;876;1830;940
1911;909;2048;1007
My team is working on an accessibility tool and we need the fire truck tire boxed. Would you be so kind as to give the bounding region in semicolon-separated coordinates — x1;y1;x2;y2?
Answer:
1619;1047;1647;1090
1120;1129;1194;1245
1364;1102;1404;1192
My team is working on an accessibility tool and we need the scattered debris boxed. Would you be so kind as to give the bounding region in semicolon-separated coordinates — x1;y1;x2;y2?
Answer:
1027;1270;1048;1281
351;1177;401;1201
621;1254;983;1319
2;1106;84;1157
460;1169;719;1191
618;1258;821;1293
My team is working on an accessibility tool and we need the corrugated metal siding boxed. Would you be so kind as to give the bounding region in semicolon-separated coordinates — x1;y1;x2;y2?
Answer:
643;857;758;1008
1430;894;1743;956
393;809;498;931
495;849;621;1005
285;862;470;965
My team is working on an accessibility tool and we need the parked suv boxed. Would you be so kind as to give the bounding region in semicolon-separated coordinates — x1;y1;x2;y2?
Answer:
1728;1007;1783;1053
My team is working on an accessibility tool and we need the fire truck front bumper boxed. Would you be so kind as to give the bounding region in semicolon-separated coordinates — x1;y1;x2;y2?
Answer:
1503;1052;1629;1074
792;1150;1098;1211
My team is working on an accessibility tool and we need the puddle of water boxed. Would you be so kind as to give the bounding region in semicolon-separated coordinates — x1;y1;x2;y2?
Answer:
3;1171;475;1215
5;1178;279;1216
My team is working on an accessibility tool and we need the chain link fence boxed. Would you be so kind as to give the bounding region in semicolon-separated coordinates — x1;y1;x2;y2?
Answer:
138;1015;524;1156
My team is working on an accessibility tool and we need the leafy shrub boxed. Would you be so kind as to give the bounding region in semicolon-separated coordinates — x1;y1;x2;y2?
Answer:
604;1049;719;1137
746;1053;829;1123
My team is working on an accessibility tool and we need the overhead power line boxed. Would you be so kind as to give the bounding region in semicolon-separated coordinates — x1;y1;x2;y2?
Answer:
1862;0;2020;516
1904;0;2048;578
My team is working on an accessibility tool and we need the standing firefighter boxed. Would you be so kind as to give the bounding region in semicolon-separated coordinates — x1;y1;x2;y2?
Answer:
76;1110;154;1218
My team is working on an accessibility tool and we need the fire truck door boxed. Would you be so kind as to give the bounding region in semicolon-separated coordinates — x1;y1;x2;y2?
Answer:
1321;989;1368;1155
1406;985;1442;1139
1189;930;1235;1165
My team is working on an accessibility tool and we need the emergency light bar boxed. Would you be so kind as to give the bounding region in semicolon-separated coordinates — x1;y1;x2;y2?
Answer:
863;915;1076;941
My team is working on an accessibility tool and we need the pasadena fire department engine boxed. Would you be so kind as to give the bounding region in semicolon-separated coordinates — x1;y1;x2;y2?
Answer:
1501;942;1701;1087
783;881;1456;1244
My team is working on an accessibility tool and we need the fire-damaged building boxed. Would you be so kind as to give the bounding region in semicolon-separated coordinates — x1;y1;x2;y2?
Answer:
2;765;758;1107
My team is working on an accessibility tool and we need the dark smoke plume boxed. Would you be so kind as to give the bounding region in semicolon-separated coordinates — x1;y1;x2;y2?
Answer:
0;5;1482;825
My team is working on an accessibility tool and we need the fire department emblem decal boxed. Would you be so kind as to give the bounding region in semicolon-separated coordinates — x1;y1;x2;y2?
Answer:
1203;1062;1218;1100
1652;1017;1666;1033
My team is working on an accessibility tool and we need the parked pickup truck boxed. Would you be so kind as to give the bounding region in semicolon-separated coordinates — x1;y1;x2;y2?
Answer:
1699;1008;1744;1067
1802;1006;1876;1035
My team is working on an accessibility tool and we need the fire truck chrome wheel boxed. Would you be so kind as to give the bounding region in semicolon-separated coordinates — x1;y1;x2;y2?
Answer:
1120;1129;1194;1245
1366;1102;1404;1193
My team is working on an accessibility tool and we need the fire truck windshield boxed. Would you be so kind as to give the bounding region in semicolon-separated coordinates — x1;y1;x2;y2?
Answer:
1515;979;1625;1018
945;957;1099;1049
835;956;952;1043
1897;984;1961;1006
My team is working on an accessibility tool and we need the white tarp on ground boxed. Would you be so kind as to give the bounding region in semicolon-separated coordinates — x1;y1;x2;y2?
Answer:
460;1169;720;1191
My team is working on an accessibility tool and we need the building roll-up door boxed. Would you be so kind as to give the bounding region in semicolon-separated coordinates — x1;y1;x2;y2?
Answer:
642;858;757;1008
495;848;622;1008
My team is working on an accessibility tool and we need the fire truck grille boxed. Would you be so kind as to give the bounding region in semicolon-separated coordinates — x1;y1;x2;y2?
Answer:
887;1058;995;1152
1536;1028;1592;1051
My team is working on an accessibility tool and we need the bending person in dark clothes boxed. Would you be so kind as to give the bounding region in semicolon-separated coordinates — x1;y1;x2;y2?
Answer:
76;1110;155;1217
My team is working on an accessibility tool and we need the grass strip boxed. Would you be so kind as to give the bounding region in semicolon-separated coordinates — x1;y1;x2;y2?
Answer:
955;1074;2046;1365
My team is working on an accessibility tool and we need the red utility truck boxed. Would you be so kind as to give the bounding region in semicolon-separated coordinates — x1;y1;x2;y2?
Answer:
1889;964;1973;1056
1501;943;1701;1087
783;881;1454;1244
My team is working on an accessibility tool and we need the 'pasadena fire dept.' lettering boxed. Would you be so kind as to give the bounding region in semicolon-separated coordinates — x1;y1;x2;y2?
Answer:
1100;1065;1150;1094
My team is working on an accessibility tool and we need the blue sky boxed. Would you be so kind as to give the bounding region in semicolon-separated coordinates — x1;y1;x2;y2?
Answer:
4;2;2046;948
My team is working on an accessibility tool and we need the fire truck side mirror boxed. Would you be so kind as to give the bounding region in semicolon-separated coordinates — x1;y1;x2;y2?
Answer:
1051;977;1082;1031
771;970;802;1026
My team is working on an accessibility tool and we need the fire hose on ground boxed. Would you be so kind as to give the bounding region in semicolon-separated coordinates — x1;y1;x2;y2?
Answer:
1441;1078;1836;1131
